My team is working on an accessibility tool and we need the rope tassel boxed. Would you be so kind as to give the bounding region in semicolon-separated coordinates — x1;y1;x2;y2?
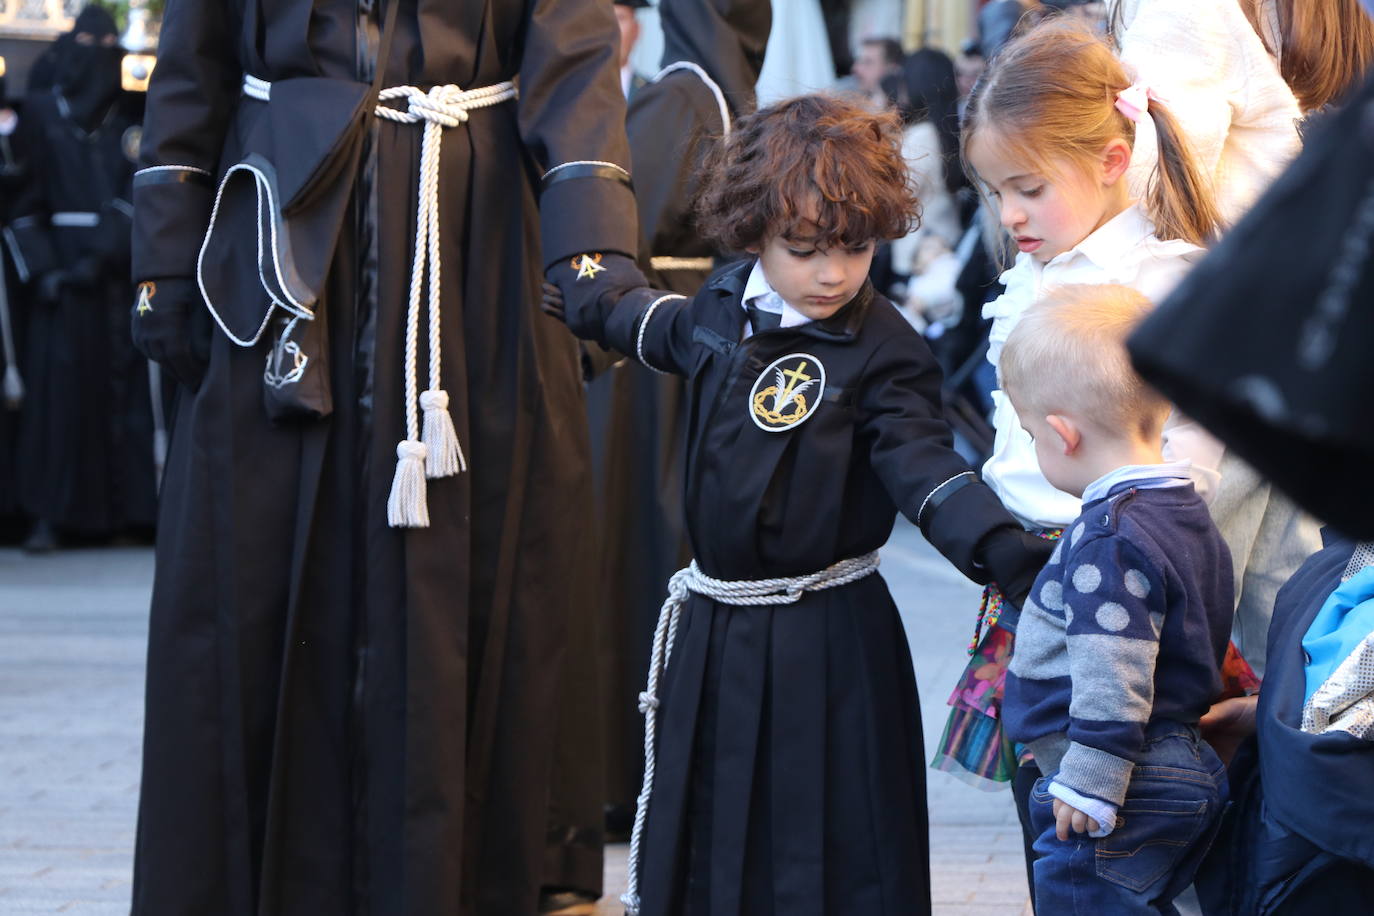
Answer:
420;388;465;477
387;439;430;527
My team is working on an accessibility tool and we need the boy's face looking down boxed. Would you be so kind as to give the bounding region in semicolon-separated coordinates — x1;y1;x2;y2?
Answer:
750;232;875;322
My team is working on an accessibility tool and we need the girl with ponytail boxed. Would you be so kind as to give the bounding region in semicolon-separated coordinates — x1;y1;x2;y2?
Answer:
932;15;1225;871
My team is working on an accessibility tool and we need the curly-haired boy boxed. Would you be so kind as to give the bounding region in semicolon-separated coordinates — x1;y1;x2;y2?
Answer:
546;93;1048;915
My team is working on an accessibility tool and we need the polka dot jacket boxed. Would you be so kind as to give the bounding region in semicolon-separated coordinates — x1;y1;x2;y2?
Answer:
1003;481;1234;808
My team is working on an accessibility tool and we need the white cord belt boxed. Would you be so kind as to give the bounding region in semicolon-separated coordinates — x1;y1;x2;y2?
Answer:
242;76;517;527
621;550;882;915
373;82;518;527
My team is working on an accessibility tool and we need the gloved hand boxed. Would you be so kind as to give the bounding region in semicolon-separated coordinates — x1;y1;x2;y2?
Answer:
544;251;646;343
977;526;1055;617
130;277;212;391
64;256;104;291
37;269;68;304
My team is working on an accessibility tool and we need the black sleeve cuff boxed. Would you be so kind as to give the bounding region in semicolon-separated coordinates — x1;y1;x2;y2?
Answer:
921;479;1021;582
539;173;640;269
3;216;58;283
132;178;215;282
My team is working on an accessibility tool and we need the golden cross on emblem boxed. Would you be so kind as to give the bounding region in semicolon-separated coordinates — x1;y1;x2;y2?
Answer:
776;360;811;406
573;252;605;281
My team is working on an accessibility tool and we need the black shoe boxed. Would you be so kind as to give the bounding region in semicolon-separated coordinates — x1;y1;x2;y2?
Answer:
537;888;598;914
604;802;634;843
22;519;57;553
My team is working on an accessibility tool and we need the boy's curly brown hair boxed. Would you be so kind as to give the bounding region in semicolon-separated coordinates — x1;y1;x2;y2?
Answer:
695;93;921;252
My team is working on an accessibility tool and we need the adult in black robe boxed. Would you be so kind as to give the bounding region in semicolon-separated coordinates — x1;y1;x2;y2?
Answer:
8;7;152;548
591;0;772;833
129;0;638;912
0;69;30;536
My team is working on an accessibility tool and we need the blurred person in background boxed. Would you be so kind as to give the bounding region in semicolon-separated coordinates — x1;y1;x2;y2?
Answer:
851;35;903;109
615;0;651;99
7;6;152;553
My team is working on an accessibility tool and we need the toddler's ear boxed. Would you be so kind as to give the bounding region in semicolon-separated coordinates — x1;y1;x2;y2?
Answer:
1100;137;1132;186
1045;414;1081;455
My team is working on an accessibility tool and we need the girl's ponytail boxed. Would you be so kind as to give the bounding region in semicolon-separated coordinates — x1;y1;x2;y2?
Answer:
1141;100;1220;246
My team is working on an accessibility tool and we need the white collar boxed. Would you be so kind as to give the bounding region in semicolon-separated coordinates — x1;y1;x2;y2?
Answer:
741;259;812;332
1081;460;1194;504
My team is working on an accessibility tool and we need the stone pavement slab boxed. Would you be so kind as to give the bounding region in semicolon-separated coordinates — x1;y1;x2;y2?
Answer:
1;521;1029;914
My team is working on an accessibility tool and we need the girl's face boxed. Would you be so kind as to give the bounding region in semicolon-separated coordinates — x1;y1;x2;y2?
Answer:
967;130;1131;263
750;233;876;321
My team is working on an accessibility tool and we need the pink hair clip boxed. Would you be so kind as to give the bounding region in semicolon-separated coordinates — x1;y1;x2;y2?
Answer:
1114;83;1159;123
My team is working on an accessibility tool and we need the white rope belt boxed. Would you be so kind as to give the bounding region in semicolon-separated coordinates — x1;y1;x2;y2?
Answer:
621;550;882;915
373;81;517;527
237;76;516;526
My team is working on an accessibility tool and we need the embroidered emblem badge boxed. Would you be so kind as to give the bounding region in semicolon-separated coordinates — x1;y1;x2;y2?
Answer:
749;352;825;432
572;252;605;281
135;281;156;315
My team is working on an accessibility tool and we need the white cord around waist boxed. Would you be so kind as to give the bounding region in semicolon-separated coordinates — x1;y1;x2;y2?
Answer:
375;82;517;527
236;76;516;527
620;551;881;915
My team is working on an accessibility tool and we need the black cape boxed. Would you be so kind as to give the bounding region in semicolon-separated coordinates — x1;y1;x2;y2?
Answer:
581;261;1022;915
0;102;31;528
8;87;151;534
129;0;638;911
594;0;771;823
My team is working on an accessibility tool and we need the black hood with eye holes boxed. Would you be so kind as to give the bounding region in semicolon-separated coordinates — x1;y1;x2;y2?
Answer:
659;0;771;116
55;6;124;131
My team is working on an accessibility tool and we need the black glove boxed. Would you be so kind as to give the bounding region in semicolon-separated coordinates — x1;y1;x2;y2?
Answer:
544;251;646;343
65;256;104;290
130;277;211;391
977;526;1055;619
37;269;68;303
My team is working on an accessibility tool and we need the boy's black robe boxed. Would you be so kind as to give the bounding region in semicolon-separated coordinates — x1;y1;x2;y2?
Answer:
593;0;771;826
588;260;1018;916
129;0;637;912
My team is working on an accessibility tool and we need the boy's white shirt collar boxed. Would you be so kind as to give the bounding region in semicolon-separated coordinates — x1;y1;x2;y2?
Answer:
742;259;812;333
1081;459;1195;504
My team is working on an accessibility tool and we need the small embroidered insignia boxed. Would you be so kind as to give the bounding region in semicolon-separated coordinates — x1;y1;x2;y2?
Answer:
749;352;826;432
573;252;605;281
135;281;156;315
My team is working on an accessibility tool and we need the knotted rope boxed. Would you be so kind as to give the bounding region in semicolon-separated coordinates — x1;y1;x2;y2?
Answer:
376;82;517;527
620;551;882;915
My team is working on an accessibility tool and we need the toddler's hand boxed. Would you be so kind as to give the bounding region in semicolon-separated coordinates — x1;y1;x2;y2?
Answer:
1052;798;1101;840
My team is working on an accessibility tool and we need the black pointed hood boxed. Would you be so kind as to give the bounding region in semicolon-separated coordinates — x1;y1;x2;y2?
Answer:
659;0;771;116
55;5;123;130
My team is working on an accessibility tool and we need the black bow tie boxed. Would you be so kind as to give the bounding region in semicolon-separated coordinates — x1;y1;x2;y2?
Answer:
745;302;781;333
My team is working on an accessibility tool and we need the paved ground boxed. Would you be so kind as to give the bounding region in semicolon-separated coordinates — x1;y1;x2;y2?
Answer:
0;519;1029;914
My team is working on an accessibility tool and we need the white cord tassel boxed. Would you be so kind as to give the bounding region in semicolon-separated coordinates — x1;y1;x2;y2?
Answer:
420;389;465;477
387;439;430;527
373;83;515;507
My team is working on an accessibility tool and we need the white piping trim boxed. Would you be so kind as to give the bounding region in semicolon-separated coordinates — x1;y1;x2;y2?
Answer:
543;159;630;181
135;164;213;178
916;470;976;526
2;227;30;283
51;211;99;227
650;256;714;272
651;61;732;137
196;160;314;349
636;294;685;375
111;199;135;219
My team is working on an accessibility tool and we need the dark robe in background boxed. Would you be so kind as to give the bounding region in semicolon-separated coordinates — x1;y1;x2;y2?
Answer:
591;0;771;828
7;9;152;536
0;77;30;532
130;0;637;912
